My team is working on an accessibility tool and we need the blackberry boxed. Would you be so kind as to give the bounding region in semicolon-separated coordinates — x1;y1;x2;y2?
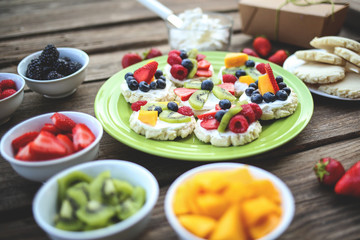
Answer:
68;61;82;74
39;44;59;66
26;58;43;80
54;58;70;75
41;65;55;79
47;71;64;80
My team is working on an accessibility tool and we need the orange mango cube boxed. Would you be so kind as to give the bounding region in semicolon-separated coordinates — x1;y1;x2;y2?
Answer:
224;53;249;68
196;193;230;219
249;213;281;239
178;214;217;239
239;75;255;85
258;74;275;95
138;110;158;126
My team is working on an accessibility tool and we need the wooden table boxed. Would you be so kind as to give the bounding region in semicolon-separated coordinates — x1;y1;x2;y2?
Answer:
1;1;360;239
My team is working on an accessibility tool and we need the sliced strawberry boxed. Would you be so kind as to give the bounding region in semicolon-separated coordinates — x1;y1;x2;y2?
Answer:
198;110;218;120
177;106;194;116
56;134;75;155
15;144;36;161
229;115;249;133
50;112;76;132
248;103;262;120
195;69;212;78
240;104;256;123
41;123;60;135
197;59;211;70
12;131;39;153
196;54;206;61
29;131;67;160
218;83;235;96
174;88;197;101
264;63;280;92
72;123;96;151
222;74;238;84
133;61;158;84
200;118;220;130
131;100;148;111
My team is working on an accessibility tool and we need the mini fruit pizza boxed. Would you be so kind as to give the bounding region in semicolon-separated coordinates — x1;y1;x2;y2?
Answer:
218;53;263;97
239;63;298;120
121;61;176;103
194;101;263;147
174;79;237;116
164;49;215;87
129;101;196;140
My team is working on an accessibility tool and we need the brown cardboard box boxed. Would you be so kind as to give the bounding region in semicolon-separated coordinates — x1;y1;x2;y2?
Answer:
238;0;349;48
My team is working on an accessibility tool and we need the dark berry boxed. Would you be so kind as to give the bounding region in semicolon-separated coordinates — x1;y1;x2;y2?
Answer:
181;59;194;72
39;44;59;66
245;60;255;68
251;93;263;104
252;89;260;95
139;81;150;92
263;92;276;103
219;99;231;110
156;79;166;89
26;58;43;80
150;81;157;89
128;79;139;90
159;75;166;81
276;76;283;83
276;90;288;101
249;83;258;89
215;110;226;122
283;87;291;95
167;101;178;112
47;71;64;80
68;61;82;74
180;50;188;59
245;87;256;96
54;58;70;75
154;106;162;115
201;79;214;91
62;57;71;62
155;70;163;79
235;69;246;78
124;72;133;80
278;82;287;89
125;75;135;84
41;66;55;79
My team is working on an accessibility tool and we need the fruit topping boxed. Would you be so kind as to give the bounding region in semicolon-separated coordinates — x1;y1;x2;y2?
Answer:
177;106;194;116
219;99;232;110
263;91;276;103
189;90;210;110
200;118;220;130
167;101;179;112
201;79;214;91
171;64;188;80
174;88;197;101
228;114;249;133
197;111;218;120
222;74;237;84
268;50;288;66
131;100;148;111
187;59;198;79
196;54;206;61
224;53;249;68
235;69;247;78
239;75;255;85
195;69;212;78
197;59;211;70
215;110;227;122
239;104;256;123
72;123;96;151
256;63;266;74
253;36;272;57
179;50;188;59
250;93;263;104
249;103;263;120
217;83;235;96
133;61;158;84
245;60;255;68
264;63;280;92
212;86;236;102
184;81;202;89
218;106;242;132
138;110;158;126
181;59;194;72
245;87;256;97
144;48;162;59
258;74;276;95
159;110;191;123
167;53;182;66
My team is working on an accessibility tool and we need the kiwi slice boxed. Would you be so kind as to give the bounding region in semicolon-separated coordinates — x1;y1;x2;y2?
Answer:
212;77;222;85
189;90;210;110
55;217;84;231
159;110;191;123
187;58;198;79
113;179;134;202
66;182;90;209
76;200;116;227
57;171;93;204
141;102;168;111
59;199;76;220
131;186;146;209
89;171;118;205
222;67;239;76
212;86;236;102
184;80;202;89
187;49;198;59
218;106;242;132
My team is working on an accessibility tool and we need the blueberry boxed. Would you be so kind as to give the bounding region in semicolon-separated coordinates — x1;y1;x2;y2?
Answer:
245;60;255;68
139;81;150;92
155;70;163;79
201;79;214;91
276;90;288;101
181;59;194;71
252;89;260;95
235;69;246;78
215;110;227;122
263;92;276;103
276;76;283;83
283;87;291;95
128;79;139;91
150;81;157;89
245;87;256;96
219;99;232;110
167;101;178;112
156;79;166;89
126;76;135;84
251;93;263;104
180;50;188;59
255;80;258;86
278;82;287;89
124;72;133;80
159;75;166;81
154;106;162;115
249;83;258;89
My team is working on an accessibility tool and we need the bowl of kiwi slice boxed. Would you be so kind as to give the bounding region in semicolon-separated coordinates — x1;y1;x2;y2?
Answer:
33;159;159;240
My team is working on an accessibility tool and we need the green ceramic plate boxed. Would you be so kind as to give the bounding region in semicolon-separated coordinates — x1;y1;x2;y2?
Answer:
94;51;313;161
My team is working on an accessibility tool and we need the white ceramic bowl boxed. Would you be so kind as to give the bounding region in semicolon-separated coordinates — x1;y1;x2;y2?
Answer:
0;111;103;182
17;47;89;99
0;73;25;125
33;159;159;240
164;162;295;240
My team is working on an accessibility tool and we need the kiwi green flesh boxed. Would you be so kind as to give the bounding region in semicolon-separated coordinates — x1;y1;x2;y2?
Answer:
189;90;210;110
113;179;134;202
55;218;85;231
159;110;191;123
117;199;139;220
66;182;90;209
212;86;236;102
57;171;92;204
218;106;242;132
187;58;198;79
141;102;168;111
184;80;201;89
211;77;222;85
76;201;116;227
131;186;146;209
187;49;198;59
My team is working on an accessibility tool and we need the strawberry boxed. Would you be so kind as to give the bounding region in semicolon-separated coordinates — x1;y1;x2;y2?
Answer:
314;157;345;187
242;48;259;58
41;123;60;135
177;106;194;116
167;53;182;66
169;50;181;56
15;144;36;161
121;53;142;68
133;61;158;84
229;114;249;133
174;88;197;101
56;134;75;155
197;59;211;70
335;161;360;198
240;104;256;123
200;118;219;130
131;100;148;111
0;79;16;91
268;50;289;66
264;63;280;92
51;112;76;132
12;131;39;152
222;74;238;84
144;48;162;59
197;110;218;120
253;36;272;57
256;63;266;74
248;103;262;120
0;89;16;99
196;54;206;61
72;123;96;151
218;83;235;95
170;64;188;80
29;131;67;159
195;69;212;78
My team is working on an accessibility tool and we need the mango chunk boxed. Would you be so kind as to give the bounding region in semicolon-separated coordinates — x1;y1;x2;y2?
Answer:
249;213;281;239
173;184;190;215
196;193;229;219
138;110;158;126
191;171;228;193
258;74;275;95
224;167;254;184
250;179;281;205
178;214;216;239
224;53;249;68
239;75;255;85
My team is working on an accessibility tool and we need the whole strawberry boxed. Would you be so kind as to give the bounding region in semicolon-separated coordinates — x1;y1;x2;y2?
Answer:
144;48;162;59
268;50;289;66
121;53;142;68
314;157;345;187
253;36;271;57
242;48;259;58
335;161;360;198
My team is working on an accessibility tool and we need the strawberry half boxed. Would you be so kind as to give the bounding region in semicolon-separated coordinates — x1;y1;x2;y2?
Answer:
200;118;220;130
195;69;212;78
264;63;280;92
144;48;162;59
41;123;60;135
197;59;211;70
51;112;76;132
15;144;36;161
12;131;39;152
198;110;218;120
133;61;158;84
335;161;360;198
56;134;75;155
72;123;96;151
174;88;197;101
29;131;67;160
314;157;345;187
268;50;288;66
253;36;271;57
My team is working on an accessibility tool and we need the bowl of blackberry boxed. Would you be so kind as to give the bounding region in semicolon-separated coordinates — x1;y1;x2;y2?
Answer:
17;44;89;99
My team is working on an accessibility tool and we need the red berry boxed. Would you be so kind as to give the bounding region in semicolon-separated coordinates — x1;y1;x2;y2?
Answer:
0;89;16;99
314;157;345;187
335;161;360;198
195;69;212;78
240;104;256;123
29;131;67;160
228;115;249;133
222;74;238;84
121;53;142;68
15;144;36;161
56;134;75;155
264;63;280;92
200;118;220;130
0;79;16;91
144;48;162;59
133;61;158;84
268;50;289;66
72;123;96;151
131;100;148;111
197;110;218;120
41;123;60;135
242;48;259;58
168;50;181;56
50;112;76;132
174;88;197;101
197;59;211;70
253;36;272;57
12;131;39;153
167;53;182;66
256;63;266;74
196;54;206;61
218;83;235;96
170;64;188;80
177;106;194;116
248;103;262;120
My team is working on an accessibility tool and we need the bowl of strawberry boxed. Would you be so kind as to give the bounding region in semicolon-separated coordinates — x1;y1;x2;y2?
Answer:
0;73;26;125
0;111;103;182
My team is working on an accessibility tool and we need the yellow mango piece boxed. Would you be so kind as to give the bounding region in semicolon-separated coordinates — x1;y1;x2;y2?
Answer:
258;74;275;95
191;171;228;194
243;196;282;227
224;167;254;184
196;193;229;219
224;53;249;68
178;214;217;238
249;213;281;239
184;180;203;214
138;110;158;126
250;179;281;205
209;204;249;240
223;181;255;204
173;184;190;215
239;75;255;85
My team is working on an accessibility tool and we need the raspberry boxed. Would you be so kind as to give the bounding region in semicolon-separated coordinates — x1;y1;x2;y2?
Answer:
222;74;237;84
0;89;16;100
229;115;249;133
248;103;262;120
167;53;182;66
256;63;266;74
240;104;256;123
39;44;59;66
26;58;43;80
177;106;194;116
168;50;181;56
131;100;148;111
170;64;188;80
0;79;16;90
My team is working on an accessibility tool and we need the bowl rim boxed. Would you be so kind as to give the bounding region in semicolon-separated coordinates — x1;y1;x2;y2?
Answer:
32;159;159;240
0;111;103;167
164;162;295;240
0;72;26;102
17;47;89;83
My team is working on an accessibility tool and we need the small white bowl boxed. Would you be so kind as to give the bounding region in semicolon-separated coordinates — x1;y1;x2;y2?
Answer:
164;162;295;240
33;159;159;240
0;111;103;182
17;48;89;99
0;73;25;125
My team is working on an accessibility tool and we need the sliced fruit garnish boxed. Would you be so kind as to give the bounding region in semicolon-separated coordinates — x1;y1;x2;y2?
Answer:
200;118;220;130
218;106;242;132
189;90;210;110
159;110;191;123
184;81;202;89
258;74;275;95
213;86;236;102
133;61;158;84
198;110;218;120
264;63;279;92
72;123;96;151
138;110;158;126
174;88;197;101
195;69;212;78
239;75;255;85
224;53;248;68
29;131;67;159
197;59;211;70
229;114;249;133
217;83;235;96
